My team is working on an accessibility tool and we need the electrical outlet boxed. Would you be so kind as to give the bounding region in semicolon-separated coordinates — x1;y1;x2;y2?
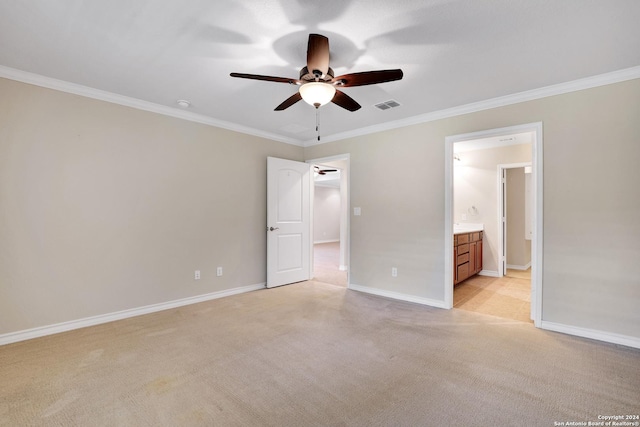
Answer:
391;267;398;277
194;270;201;280
216;267;223;277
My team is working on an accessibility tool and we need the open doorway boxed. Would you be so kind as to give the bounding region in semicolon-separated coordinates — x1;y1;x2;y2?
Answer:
307;155;350;287
453;158;533;322
445;123;543;326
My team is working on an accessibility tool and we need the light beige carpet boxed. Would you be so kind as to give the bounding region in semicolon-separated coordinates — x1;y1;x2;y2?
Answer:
1;281;639;426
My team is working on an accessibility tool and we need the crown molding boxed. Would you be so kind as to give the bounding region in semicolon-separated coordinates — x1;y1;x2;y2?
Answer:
304;65;640;147
0;65;303;147
2;64;639;149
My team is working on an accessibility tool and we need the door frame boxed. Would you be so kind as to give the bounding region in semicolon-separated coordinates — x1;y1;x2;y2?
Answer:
444;122;543;327
306;153;351;286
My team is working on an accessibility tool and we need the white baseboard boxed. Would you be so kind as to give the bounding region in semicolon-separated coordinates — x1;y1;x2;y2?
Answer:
314;239;340;244
0;283;266;346
349;283;447;309
540;321;640;349
506;262;531;270
479;270;499;277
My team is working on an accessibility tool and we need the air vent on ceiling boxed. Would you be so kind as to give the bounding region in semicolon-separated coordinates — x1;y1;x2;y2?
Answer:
374;100;401;111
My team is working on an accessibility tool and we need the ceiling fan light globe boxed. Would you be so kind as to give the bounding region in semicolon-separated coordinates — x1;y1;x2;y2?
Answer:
299;82;336;107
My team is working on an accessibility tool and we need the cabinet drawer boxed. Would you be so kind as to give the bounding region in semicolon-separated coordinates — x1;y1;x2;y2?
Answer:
457;243;469;255
471;232;481;242
457;234;469;244
457;253;469;265
457;263;469;281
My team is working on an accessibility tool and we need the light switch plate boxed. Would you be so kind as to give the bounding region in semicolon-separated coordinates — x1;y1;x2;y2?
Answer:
354;207;361;216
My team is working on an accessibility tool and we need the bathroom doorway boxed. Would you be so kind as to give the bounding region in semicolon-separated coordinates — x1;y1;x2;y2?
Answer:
455;162;532;322
445;123;542;326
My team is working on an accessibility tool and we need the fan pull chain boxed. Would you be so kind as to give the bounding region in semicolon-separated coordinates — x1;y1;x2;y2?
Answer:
316;108;321;141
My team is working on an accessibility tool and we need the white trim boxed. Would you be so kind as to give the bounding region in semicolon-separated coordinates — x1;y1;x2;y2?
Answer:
478;270;500;277
445;122;543;329
2;64;638;149
541;321;640;350
447;123;541;145
349;283;448;309
0;65;302;147
306;153;352;163
444;138;454;308
506;262;531;271
304;66;640;146
313;239;339;244
532;125;543;327
339;265;348;271
0;283;265;346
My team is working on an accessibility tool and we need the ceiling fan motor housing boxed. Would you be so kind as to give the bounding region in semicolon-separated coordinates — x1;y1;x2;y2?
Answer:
299;66;334;82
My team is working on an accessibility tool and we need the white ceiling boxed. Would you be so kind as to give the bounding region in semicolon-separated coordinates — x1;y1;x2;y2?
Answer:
314;170;341;188
1;1;639;146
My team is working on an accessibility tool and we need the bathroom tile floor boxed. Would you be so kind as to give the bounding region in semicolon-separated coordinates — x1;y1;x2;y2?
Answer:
454;269;532;323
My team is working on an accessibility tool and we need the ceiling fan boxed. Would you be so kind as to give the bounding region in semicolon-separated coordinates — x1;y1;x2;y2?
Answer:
230;34;403;112
314;165;338;175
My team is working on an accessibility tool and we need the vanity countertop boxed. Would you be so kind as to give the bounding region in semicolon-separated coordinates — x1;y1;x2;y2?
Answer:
454;223;484;234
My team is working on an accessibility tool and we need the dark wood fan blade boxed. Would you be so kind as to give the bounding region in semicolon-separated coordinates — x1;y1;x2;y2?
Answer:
331;89;361;111
230;72;300;84
275;92;302;111
306;34;330;78
332;69;403;87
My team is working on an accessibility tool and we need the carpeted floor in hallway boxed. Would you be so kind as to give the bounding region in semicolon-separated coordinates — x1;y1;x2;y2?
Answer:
313;241;347;286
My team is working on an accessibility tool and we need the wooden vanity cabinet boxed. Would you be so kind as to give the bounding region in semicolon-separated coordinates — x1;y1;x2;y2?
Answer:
454;231;483;285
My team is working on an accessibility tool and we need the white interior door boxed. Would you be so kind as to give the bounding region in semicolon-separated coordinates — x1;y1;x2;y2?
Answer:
267;157;312;288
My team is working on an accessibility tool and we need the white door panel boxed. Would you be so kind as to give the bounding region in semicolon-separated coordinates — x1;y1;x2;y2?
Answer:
277;234;303;271
267;157;312;288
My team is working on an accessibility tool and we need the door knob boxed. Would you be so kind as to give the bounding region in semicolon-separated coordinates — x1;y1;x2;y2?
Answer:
268;227;279;231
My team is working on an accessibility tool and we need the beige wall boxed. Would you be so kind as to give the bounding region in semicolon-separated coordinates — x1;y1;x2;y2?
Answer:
454;144;532;273
305;78;640;339
313;186;340;243
2;75;639;342
0;78;303;335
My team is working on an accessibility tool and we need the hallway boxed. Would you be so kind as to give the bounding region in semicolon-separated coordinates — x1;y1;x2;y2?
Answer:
313;242;347;287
